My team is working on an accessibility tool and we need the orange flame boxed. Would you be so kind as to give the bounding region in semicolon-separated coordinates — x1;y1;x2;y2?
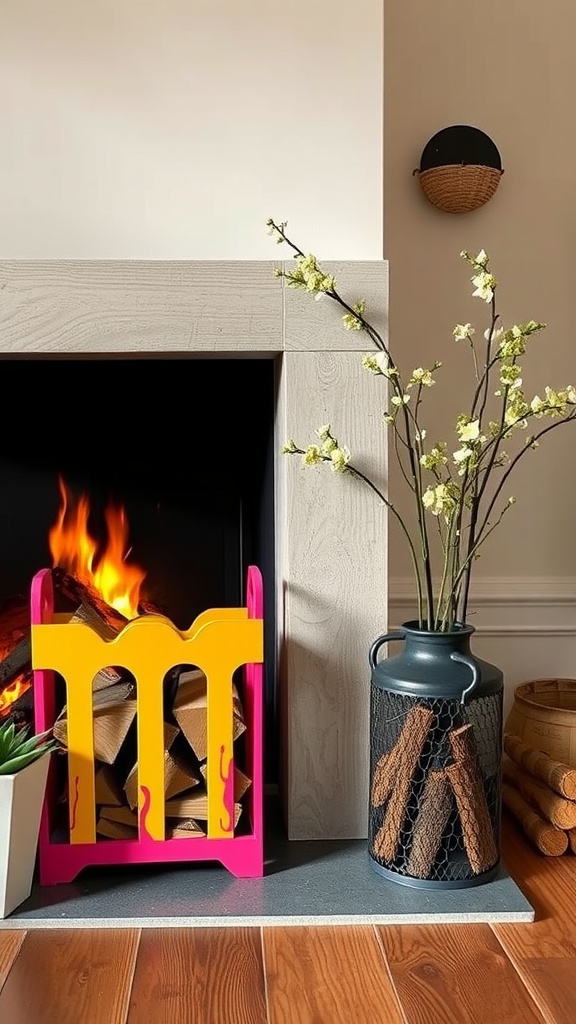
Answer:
0;673;32;717
49;477;146;619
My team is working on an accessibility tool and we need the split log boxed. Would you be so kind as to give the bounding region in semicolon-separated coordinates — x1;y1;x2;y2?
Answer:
503;758;576;830
199;762;252;801
96;818;138;840
54;680;137;764
167;819;206;839
95;763;124;807
68;607;125;693
372;705;434;862
99;805;139;828
568;828;576;855
173;668;246;762
504;733;576;800
446;724;498;874
100;805;207;840
165;791;242;827
99;807;207;839
502;781;569;856
406;768;453;878
123;729;200;809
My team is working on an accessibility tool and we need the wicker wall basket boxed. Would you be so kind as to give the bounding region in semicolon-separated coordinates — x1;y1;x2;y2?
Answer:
504;679;576;767
416;163;503;214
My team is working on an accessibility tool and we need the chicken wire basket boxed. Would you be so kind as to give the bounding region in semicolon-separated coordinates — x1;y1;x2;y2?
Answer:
368;621;503;889
369;688;502;888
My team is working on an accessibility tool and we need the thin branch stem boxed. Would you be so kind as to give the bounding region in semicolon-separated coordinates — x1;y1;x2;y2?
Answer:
272;224;576;634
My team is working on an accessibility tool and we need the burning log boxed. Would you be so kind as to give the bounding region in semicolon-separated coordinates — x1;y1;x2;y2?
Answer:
52;567;131;692
0;597;33;727
0;671;33;726
0;596;32;698
51;567;128;635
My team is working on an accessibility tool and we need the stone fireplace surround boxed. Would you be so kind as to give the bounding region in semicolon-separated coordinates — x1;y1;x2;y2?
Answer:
0;258;388;842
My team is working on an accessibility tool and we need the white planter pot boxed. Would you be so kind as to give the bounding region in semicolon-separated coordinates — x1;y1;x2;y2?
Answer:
0;752;50;919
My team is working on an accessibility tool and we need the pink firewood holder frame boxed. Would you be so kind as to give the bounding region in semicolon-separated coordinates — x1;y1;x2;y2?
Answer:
30;564;264;886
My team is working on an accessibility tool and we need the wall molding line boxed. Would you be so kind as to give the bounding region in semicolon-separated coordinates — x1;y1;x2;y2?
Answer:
389;576;576;638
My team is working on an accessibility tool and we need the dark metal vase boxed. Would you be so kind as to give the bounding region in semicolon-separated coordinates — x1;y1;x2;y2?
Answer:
369;621;503;889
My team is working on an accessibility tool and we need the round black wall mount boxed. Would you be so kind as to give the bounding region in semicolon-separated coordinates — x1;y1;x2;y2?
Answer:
414;125;504;214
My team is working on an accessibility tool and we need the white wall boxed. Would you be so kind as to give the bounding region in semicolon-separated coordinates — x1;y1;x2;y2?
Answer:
0;0;383;259
385;0;576;584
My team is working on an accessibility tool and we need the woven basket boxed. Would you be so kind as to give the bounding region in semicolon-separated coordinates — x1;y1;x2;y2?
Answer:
504;679;576;767
416;163;503;214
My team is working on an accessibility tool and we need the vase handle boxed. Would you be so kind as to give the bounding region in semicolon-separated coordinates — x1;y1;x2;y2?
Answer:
450;651;480;704
369;630;405;670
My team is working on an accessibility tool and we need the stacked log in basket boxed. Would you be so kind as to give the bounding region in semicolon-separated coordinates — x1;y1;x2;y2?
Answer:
503;678;576;857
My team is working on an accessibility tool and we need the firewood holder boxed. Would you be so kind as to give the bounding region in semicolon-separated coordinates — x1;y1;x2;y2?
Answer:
30;565;264;886
369;622;503;889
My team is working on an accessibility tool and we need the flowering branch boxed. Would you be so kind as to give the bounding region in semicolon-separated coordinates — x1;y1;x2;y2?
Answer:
267;217;437;626
268;220;576;631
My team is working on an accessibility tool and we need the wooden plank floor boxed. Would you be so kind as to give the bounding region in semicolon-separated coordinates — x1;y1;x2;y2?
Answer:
1;813;575;1024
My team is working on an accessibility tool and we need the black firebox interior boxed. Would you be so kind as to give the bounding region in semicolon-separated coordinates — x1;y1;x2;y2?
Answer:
0;355;278;779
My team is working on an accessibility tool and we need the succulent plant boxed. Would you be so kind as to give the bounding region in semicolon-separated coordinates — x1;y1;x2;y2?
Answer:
0;720;56;776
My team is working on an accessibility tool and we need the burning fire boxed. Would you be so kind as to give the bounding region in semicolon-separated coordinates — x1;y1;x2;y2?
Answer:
49;477;146;619
0;673;31;717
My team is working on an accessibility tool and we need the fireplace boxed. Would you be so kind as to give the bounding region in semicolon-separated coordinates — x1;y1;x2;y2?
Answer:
0;257;389;841
0;355;278;773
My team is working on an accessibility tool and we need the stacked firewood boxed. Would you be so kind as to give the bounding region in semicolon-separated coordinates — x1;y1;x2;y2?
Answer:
502;733;576;856
0;569;253;840
85;664;251;840
371;706;498;878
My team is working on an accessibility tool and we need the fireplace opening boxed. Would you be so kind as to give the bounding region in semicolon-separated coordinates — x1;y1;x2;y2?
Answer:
0;356;277;781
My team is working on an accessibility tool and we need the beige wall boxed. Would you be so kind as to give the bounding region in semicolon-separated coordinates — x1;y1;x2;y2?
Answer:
385;0;576;586
0;0;383;259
